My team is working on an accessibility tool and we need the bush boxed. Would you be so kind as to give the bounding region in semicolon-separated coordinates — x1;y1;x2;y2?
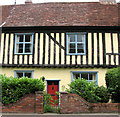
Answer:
0;74;45;105
43;92;60;113
66;78;109;103
105;67;120;103
43;92;54;113
95;86;109;103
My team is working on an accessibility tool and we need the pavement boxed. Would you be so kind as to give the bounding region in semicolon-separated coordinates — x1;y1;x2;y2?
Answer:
1;113;120;117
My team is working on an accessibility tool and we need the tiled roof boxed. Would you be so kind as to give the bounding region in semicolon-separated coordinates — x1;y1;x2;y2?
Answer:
1;2;120;27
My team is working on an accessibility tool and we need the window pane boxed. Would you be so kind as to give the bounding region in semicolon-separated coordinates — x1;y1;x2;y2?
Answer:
25;35;32;42
70;43;75;49
77;49;84;53
68;35;75;42
81;73;88;80
54;81;59;85
89;73;96;80
17;35;24;42
69;49;75;53
48;81;53;85
16;72;23;78
25;44;31;53
16;44;23;53
77;44;84;49
77;34;84;42
25;72;32;78
73;73;80;80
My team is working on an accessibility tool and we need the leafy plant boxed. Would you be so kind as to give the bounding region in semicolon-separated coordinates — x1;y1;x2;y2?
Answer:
1;74;45;105
95;86;109;103
66;78;109;103
43;91;60;113
105;67;120;103
43;92;55;113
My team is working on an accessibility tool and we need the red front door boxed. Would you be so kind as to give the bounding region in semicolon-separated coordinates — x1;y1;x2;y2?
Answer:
47;81;59;106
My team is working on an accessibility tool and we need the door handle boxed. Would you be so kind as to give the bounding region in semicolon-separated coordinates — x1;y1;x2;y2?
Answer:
52;86;54;90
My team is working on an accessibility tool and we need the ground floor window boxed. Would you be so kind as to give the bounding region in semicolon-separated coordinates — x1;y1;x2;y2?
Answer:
14;70;33;78
71;71;98;84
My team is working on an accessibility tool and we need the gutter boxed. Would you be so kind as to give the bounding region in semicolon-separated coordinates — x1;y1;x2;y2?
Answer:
0;22;6;27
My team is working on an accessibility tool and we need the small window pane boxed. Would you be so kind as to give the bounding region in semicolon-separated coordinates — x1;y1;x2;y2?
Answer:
16;44;23;53
48;81;53;85
25;72;32;78
69;49;76;53
54;81;59;85
68;35;75;42
77;49;84;53
77;44;84;49
25;35;32;42
70;43;75;49
17;73;23;78
77;34;84;42
73;73;80;80
89;73;96;80
81;73;88;80
25;44;31;53
17;35;24;42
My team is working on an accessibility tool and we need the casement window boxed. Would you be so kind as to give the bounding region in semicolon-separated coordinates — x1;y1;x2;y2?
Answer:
15;33;34;54
71;71;98;84
15;70;33;78
66;33;86;55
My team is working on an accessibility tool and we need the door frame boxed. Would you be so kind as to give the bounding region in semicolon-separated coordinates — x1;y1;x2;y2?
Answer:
46;79;61;106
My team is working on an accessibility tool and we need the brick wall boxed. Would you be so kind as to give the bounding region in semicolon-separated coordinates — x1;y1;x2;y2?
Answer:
60;92;119;114
2;91;43;113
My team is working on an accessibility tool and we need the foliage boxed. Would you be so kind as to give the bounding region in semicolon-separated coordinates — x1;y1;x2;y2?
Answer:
43;92;54;113
95;86;109;103
43;91;60;113
1;74;45;105
66;78;109;103
105;67;120;103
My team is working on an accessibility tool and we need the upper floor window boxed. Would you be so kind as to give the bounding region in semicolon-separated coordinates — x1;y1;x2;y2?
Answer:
15;33;34;54
66;33;86;55
15;70;33;78
71;71;98;84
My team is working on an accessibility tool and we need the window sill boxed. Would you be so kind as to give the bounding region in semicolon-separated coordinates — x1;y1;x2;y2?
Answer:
14;53;33;55
66;53;86;55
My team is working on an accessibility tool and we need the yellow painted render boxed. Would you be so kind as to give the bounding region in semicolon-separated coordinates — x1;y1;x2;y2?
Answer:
61;33;65;64
94;33;97;65
50;33;54;65
9;34;14;64
0;33;4;64
99;33;103;65
88;33;92;65
56;33;59;65
35;33;38;64
4;34;9;64
1;67;108;91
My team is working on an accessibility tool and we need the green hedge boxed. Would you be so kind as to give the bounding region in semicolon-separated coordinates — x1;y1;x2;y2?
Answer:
105;67;120;103
0;74;45;105
66;78;109;103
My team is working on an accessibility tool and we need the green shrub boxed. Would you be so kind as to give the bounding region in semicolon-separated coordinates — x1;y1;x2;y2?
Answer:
43;92;60;113
105;67;120;103
0;74;45;105
66;78;109;103
43;92;54;113
95;86;109;103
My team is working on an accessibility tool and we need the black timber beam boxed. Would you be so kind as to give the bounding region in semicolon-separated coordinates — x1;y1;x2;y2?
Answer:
2;26;120;33
0;64;119;68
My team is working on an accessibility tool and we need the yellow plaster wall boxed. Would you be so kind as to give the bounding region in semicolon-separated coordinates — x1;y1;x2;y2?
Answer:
1;67;108;91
